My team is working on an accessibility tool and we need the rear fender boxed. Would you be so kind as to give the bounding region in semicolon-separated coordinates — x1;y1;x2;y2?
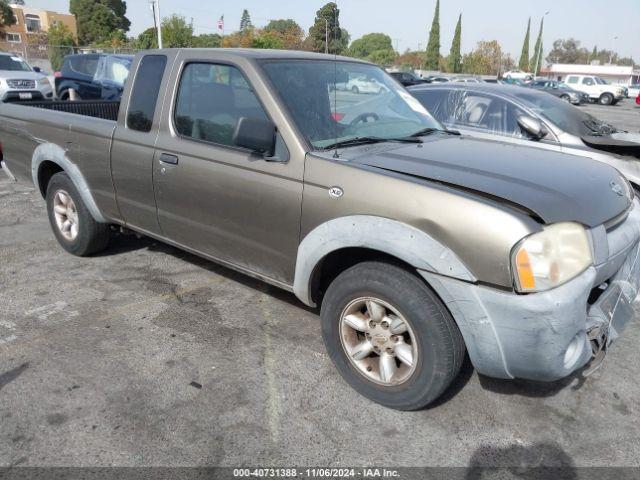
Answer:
32;142;107;223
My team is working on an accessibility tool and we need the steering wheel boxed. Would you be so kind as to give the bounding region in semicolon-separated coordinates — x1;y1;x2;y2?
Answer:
350;112;380;126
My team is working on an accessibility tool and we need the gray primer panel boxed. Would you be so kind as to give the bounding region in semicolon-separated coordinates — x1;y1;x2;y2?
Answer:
293;215;476;307
31;143;107;223
420;269;596;380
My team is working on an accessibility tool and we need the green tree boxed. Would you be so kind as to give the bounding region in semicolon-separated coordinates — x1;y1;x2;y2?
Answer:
347;33;395;65
589;45;598;62
252;30;284;49
307;2;348;54
48;23;75;71
0;0;16;27
462;40;504;75
264;19;305;49
518;17;530;71
530;17;544;74
546;38;590;64
70;0;130;45
448;14;462;73
425;0;440;70
239;9;253;32
161;15;193;48
136;27;157;49
191;33;222;48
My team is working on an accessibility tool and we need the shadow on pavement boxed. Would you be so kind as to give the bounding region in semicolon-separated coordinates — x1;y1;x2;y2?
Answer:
477;368;588;399
0;363;29;392
465;442;578;479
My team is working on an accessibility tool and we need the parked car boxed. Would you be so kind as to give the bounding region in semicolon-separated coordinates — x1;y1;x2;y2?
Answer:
636;92;640;105
563;75;626;105
344;74;389;94
451;76;483;83
627;84;640;98
502;70;533;81
409;83;640;189
526;79;588;105
0;52;53;102
389;71;430;87
428;76;451;83
55;53;133;101
2;49;639;411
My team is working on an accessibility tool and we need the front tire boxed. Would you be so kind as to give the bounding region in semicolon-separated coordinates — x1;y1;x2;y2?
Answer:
46;172;110;256
351;85;359;94
320;261;465;410
599;93;614;105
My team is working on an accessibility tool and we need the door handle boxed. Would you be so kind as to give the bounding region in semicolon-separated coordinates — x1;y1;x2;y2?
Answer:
159;153;179;165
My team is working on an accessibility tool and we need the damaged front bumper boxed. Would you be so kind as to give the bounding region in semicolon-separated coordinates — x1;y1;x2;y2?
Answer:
420;200;640;381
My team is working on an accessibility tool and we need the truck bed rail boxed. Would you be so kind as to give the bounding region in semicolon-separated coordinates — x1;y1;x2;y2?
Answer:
20;100;120;121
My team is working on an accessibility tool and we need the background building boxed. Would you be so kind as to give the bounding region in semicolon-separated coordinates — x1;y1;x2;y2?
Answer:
541;64;640;86
2;4;78;44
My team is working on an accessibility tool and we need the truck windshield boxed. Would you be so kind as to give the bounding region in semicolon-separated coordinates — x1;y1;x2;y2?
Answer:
260;60;442;149
0;55;32;72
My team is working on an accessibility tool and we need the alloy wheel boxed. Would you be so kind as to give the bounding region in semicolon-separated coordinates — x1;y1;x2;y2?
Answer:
339;297;418;386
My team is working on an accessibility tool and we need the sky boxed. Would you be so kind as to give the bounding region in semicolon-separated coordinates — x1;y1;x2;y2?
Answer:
27;0;640;61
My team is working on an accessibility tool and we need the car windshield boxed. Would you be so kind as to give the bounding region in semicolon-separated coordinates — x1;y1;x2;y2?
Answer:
260;60;442;149
0;55;32;72
511;89;613;136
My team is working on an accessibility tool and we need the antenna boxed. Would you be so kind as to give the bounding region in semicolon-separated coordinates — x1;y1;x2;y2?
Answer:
332;3;339;159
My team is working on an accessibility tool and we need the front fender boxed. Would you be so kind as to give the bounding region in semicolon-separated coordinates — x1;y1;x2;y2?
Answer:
32;143;107;223
293;215;476;307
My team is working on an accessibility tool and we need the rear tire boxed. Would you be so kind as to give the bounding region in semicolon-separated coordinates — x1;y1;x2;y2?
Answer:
599;93;613;105
320;261;465;410
351;85;359;94
46;172;110;256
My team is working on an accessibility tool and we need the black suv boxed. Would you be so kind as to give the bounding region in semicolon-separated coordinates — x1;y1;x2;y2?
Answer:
55;53;133;100
389;71;431;87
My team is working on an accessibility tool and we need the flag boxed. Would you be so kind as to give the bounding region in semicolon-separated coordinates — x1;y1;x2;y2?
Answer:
217;15;224;31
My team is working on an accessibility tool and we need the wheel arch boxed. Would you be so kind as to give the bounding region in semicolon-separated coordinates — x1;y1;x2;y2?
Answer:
293;215;476;307
32;143;107;223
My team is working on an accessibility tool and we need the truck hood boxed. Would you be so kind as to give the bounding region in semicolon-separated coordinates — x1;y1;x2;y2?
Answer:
334;134;632;228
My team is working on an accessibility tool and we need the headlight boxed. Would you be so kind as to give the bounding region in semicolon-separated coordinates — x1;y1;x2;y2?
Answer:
38;77;50;86
512;222;592;293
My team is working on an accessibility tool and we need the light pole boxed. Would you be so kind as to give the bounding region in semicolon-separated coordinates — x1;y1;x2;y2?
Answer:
533;10;549;77
324;18;329;54
609;36;618;64
150;0;163;49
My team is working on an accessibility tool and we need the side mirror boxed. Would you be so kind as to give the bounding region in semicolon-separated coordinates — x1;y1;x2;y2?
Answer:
517;115;547;140
33;66;41;73
233;117;276;156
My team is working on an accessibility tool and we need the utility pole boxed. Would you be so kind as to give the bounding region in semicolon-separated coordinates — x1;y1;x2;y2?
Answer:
324;18;329;54
153;0;163;49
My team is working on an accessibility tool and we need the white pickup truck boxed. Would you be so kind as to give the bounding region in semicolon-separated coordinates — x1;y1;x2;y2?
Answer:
564;75;626;105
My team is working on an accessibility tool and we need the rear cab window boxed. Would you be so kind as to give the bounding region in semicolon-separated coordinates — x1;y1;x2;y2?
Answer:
126;55;168;133
566;76;579;84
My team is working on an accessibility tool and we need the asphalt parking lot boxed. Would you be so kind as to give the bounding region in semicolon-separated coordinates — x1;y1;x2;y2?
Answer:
581;98;640;132
1;99;639;470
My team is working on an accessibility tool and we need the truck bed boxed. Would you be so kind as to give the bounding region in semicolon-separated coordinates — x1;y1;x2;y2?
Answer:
20;100;120;121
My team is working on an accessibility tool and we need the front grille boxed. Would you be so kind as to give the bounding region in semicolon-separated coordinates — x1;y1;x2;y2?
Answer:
7;79;36;89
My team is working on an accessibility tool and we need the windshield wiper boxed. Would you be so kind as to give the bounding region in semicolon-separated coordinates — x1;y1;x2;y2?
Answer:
408;127;460;137
321;136;422;151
